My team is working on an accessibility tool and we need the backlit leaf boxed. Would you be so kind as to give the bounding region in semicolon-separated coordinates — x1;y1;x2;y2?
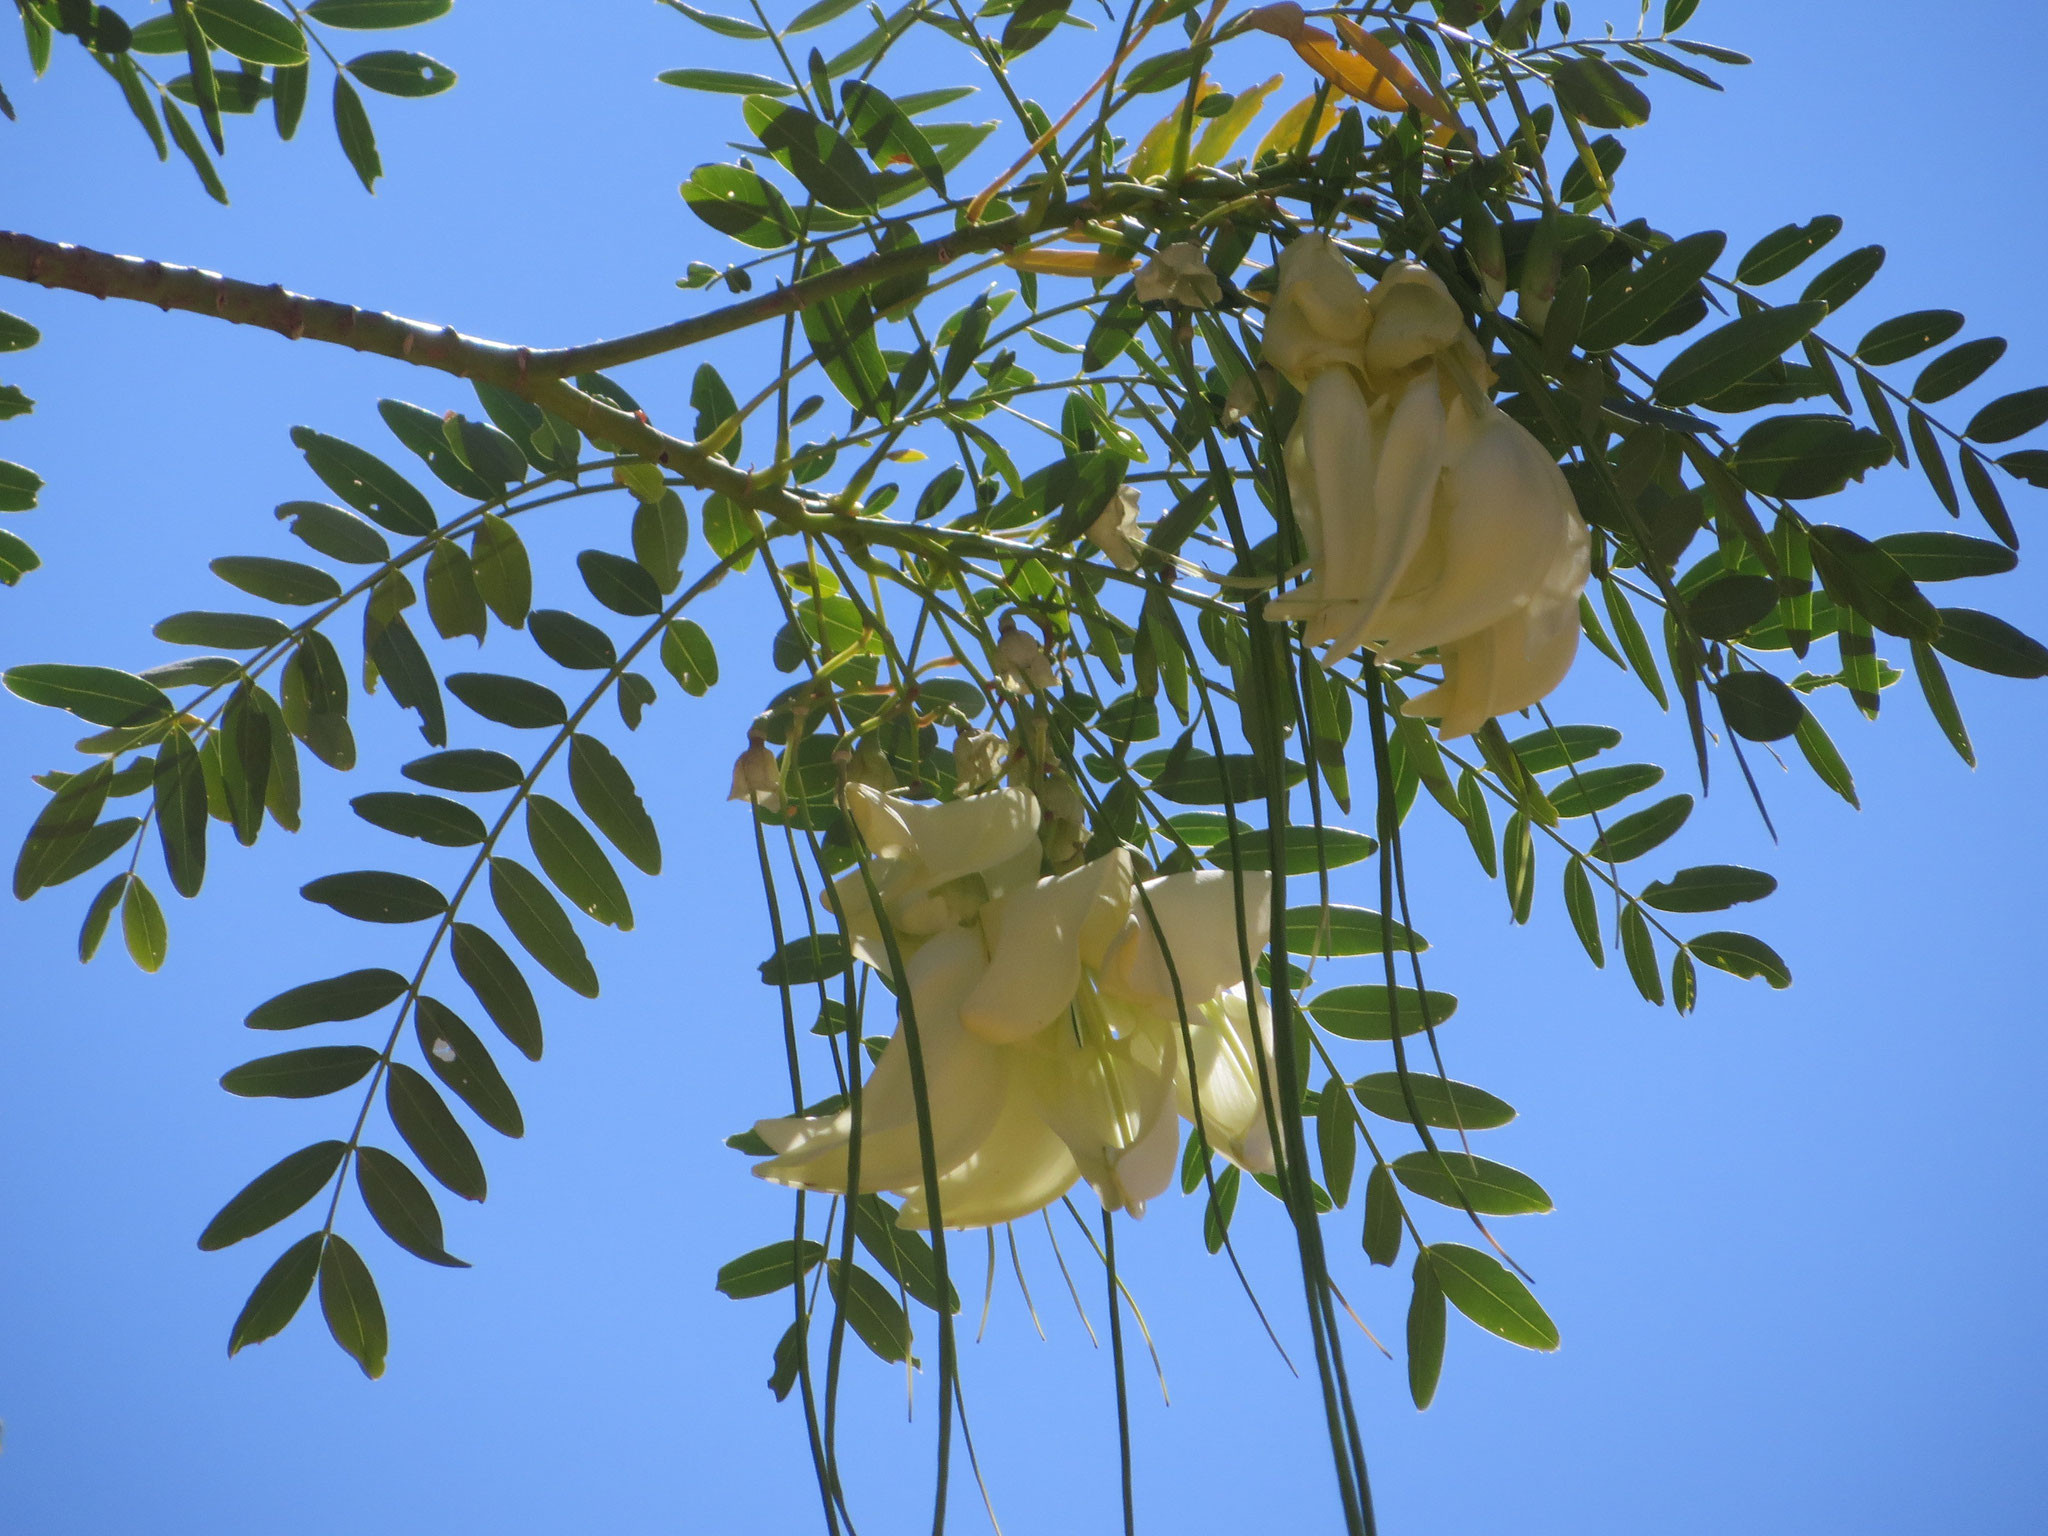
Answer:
346;49;454;97
350;790;487;846
451;922;543;1061
221;1045;378;1099
526;795;633;930
1352;1073;1514;1130
1306;985;1456;1040
386;1062;486;1200
416;996;523;1137
227;1232;324;1355
568;734;661;876
300;869;448;923
1587;794;1692;861
198;1140;348;1250
1688;930;1792;988
318;1233;387;1378
1429;1243;1560;1350
1642;864;1777;913
489;856;599;997
356;1146;467;1267
718;1240;825;1299
1393;1152;1552;1216
246;968;408;1030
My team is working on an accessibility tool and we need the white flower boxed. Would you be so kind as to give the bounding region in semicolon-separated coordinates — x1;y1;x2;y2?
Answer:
755;798;1282;1227
1086;484;1144;570
1135;241;1222;309
727;736;783;811
1259;238;1590;739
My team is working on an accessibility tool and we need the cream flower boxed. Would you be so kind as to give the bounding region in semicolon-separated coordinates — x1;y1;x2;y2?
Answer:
1259;238;1590;739
755;794;1281;1228
1135;242;1223;309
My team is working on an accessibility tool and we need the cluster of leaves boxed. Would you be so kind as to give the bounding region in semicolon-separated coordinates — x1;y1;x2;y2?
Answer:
5;0;457;199
7;380;728;1373
0;305;39;585
5;0;2048;1530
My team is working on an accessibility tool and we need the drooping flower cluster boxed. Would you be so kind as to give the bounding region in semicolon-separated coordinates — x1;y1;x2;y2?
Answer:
752;785;1278;1230
1261;235;1590;739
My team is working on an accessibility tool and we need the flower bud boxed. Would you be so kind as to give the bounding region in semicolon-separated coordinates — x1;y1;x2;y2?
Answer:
1261;232;1373;389
1517;209;1561;335
1035;770;1088;868
1462;190;1508;311
995;616;1058;693
728;734;783;811
843;739;896;792
1134;242;1222;310
953;727;1010;793
1222;364;1284;427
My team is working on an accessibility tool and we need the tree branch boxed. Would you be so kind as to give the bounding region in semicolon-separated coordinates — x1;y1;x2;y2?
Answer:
0;165;1267;538
0;228;814;516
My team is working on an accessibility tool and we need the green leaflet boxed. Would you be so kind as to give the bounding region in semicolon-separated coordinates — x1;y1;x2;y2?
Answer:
1429;1243;1560;1351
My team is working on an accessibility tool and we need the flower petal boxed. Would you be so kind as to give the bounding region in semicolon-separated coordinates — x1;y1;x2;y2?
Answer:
1284;368;1388;650
752;928;1006;1194
1025;1022;1179;1216
1098;868;1272;1016
894;1073;1080;1229
1370;402;1583;660
1176;989;1278;1175
960;851;1134;1044
845;783;916;858
1107;1088;1183;1216
1320;368;1446;659
1262;234;1373;389
1403;591;1583;740
1364;261;1465;381
890;787;1042;887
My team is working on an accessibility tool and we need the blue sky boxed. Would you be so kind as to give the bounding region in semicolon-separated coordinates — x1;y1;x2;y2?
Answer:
2;2;2046;1533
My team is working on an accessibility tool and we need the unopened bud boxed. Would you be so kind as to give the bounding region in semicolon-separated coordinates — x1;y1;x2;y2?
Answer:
728;734;783;811
953;727;1010;792
1135;242;1223;310
1463;190;1508;311
995;616;1058;693
1517;209;1561;335
1223;364;1284;427
1035;770;1088;868
844;739;895;792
